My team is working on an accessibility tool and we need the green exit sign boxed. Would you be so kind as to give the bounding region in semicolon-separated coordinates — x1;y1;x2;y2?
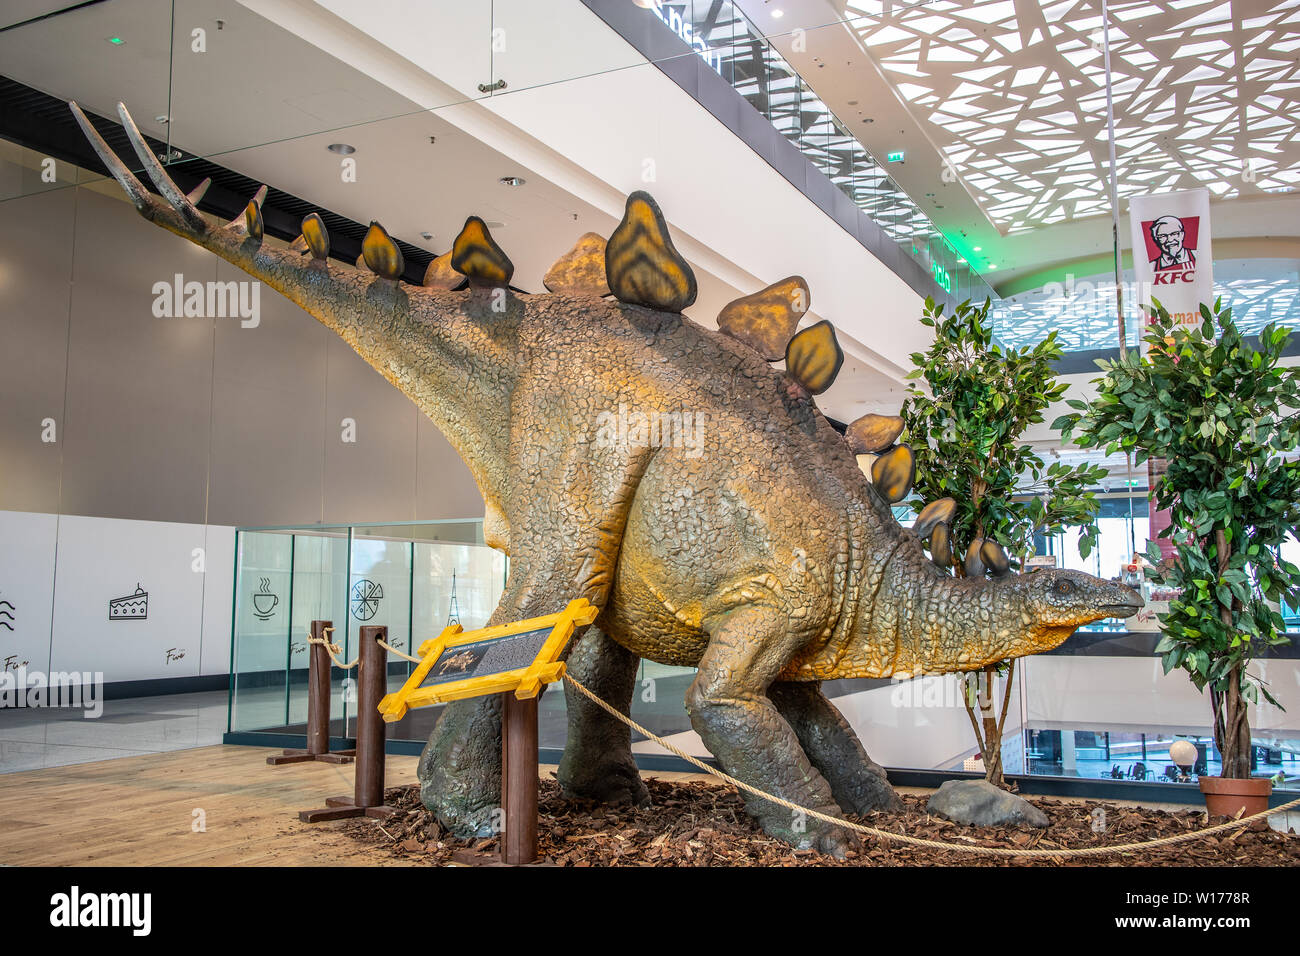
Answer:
887;150;905;163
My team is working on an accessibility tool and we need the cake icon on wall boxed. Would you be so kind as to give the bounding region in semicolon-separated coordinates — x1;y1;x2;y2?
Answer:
108;584;149;621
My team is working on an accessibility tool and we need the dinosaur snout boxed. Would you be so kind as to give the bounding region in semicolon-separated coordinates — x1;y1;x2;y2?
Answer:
1031;568;1143;627
1095;580;1143;619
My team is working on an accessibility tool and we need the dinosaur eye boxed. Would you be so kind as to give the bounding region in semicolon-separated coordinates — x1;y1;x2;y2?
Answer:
1052;579;1075;597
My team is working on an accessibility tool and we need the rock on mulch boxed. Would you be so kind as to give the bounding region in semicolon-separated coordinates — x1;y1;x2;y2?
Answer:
331;777;1299;867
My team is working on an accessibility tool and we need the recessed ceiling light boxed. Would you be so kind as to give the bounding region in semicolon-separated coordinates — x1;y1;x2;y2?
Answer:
973;246;982;251
485;221;506;229
772;9;784;18
327;143;355;155
987;263;998;270
499;176;526;187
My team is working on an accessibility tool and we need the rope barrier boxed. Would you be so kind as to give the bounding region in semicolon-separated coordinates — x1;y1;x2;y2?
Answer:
563;673;1300;859
309;626;358;670
378;638;422;665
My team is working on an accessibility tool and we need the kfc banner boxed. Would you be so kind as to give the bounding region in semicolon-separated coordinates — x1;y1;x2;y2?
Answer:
1128;187;1214;339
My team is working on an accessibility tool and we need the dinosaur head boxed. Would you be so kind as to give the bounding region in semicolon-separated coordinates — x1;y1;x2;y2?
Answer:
1003;568;1142;653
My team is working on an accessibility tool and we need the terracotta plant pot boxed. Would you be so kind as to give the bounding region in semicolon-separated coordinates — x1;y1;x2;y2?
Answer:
1199;776;1272;818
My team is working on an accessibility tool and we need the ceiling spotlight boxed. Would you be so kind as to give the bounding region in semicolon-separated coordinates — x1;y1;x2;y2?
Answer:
327;143;356;155
772;9;785;18
973;246;982;252
420;232;434;241
485;221;506;228
499;176;526;187
987;263;998;270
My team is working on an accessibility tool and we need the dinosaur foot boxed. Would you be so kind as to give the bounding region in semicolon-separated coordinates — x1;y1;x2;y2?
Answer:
835;770;903;817
557;754;651;807
418;774;500;838
756;802;860;860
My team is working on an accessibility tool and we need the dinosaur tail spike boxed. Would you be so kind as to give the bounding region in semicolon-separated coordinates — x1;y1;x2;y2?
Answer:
717;276;809;361
605;191;697;312
423;251;462;290
289;234;309;255
451;217;513;287
362;221;404;280
185;177;211;206
69;101;153;214
784;320;843;395
543;233;609;296
869;443;915;503
115;102;209;234
846;413;904;456
302;212;330;260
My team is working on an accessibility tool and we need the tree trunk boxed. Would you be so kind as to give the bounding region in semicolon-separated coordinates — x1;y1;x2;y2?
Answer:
963;663;1016;789
1219;663;1253;779
1212;529;1252;779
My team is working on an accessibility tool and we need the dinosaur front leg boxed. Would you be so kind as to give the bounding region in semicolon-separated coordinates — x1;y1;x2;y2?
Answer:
768;681;901;816
556;627;649;806
687;605;853;857
419;435;654;835
418;571;582;837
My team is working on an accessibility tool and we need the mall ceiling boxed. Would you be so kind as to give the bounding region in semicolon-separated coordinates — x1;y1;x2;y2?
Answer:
737;0;1300;287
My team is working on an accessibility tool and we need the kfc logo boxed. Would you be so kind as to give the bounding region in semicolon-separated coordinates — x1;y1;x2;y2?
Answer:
1141;215;1200;284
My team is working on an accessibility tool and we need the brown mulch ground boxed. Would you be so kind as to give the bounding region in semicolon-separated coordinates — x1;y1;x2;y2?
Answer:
333;777;1299;866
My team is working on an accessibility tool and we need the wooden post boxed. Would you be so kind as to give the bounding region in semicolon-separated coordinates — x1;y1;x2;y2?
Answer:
500;691;539;865
298;625;396;822
306;619;331;755
352;624;388;809
268;619;355;765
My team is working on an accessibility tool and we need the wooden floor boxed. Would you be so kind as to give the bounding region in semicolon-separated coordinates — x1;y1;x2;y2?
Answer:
0;745;432;866
0;744;715;867
0;744;1215;866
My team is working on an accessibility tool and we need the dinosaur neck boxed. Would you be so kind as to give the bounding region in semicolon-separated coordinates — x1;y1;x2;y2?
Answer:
833;530;1037;677
875;541;1085;675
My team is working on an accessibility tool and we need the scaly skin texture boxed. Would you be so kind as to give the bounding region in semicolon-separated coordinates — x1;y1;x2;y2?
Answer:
79;105;1141;855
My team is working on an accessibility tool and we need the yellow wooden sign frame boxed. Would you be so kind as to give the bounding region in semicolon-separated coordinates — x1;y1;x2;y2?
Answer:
377;598;598;722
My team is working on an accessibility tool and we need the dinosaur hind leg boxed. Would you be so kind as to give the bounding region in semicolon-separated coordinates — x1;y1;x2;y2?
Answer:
556;627;649;806
768;681;901;815
686;604;853;858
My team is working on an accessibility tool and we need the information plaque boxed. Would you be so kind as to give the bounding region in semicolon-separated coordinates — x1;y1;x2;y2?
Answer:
377;598;598;722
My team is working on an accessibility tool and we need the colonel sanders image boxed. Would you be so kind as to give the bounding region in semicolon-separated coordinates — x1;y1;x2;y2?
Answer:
1149;215;1197;272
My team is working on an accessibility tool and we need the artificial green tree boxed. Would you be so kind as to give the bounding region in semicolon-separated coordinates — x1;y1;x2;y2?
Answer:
1059;302;1300;779
902;297;1108;788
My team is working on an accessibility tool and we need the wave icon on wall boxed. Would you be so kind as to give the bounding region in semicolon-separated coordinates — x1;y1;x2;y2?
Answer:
0;599;13;631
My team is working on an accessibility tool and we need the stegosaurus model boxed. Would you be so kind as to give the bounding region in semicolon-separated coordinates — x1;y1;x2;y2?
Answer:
76;103;1141;855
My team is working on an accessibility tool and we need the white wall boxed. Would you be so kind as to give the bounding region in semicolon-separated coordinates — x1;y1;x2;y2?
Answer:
0;510;234;684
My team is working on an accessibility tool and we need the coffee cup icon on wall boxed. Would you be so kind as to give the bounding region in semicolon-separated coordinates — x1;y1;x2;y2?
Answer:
252;578;279;621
